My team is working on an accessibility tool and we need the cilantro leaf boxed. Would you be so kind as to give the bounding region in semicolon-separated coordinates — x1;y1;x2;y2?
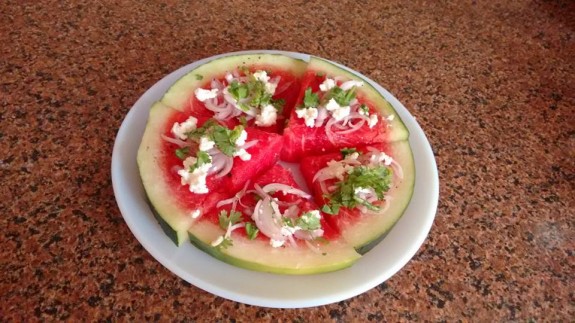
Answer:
323;165;392;215
216;237;233;249
228;81;249;101
296;211;321;231
175;146;190;160
302;87;319;108
359;104;369;115
245;222;259;240
324;86;356;106
209;125;245;156
218;210;242;230
186;119;217;140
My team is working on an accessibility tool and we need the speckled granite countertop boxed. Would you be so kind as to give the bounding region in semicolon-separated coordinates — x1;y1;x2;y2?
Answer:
2;0;574;320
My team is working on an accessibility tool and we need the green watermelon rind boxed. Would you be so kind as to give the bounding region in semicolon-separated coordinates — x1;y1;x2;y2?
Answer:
188;221;361;275
307;56;410;142
161;54;308;111
137;101;196;246
336;140;416;254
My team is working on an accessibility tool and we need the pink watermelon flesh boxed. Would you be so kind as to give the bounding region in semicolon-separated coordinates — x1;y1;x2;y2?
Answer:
160;110;283;216
188;66;302;134
202;163;340;242
299;143;392;230
281;71;392;162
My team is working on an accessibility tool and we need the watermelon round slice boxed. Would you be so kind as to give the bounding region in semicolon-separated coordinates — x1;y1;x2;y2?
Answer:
188;164;361;274
281;56;409;162
137;101;283;246
160;54;307;133
300;141;415;254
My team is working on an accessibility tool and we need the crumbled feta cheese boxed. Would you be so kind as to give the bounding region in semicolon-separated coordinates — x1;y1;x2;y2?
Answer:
178;156;212;194
253;70;270;83
295;107;319;127
387;114;395;121
225;72;234;83
332;105;351;121
234;148;251;161
325;98;340;112
199;136;215;151
319;78;336;92
325;98;351;121
281;225;298;236
345;152;360;161
325;160;353;180
340;80;364;91
235;129;248;147
358;107;369;116
301;210;320;223
255;104;277;126
370;152;393;166
368;114;378;128
253;70;277;94
190;209;201;219
171;116;198;140
270;239;285;248
194;88;219;102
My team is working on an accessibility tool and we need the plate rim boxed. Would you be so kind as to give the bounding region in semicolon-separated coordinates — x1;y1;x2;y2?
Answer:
111;50;439;308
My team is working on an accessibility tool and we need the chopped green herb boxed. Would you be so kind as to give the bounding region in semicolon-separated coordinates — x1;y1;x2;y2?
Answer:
228;81;249;101
209;125;245;156
296;211;321;231
239;115;248;127
186;119;217;140
218;210;242;230
282;217;295;227
195;74;203;80
323;165;392;215
216;237;233;249
324;86;356;106
188;151;212;172
340;147;358;158
175;146;190;160
302;87;319;108
359;104;369;115
245;222;259;240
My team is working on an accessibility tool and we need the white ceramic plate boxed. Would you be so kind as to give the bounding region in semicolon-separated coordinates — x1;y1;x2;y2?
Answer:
111;50;439;308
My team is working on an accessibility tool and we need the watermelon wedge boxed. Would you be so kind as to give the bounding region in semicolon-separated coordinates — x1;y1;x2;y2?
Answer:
281;56;409;162
300;141;415;254
188;164;361;274
137;101;283;245
161;54;307;133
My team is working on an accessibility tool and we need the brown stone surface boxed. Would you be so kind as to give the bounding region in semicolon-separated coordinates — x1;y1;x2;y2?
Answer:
1;0;574;320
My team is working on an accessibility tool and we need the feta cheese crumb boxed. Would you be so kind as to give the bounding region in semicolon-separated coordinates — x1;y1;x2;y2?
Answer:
253;70;270;83
234;148;251;161
387;114;395;121
368;114;379;128
270;239;285;248
178;156;212;194
370;152;393;166
281;225;298;236
332;105;351;121
255;104;277;126
325;98;351;121
325;160;353;180
319;78;336;92
345;152;360;161
194;88;219;102
295;107;319;127
234;129;248;147
225;72;234;83
199;136;215;151
171;116;198;140
190;209;201;219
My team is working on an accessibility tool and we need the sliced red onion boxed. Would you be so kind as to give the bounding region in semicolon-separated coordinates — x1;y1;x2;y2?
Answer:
239;139;259;150
294;228;324;241
215;155;234;178
391;160;404;180
314;107;329;127
161;134;189;147
252;197;284;241
261;183;311;199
